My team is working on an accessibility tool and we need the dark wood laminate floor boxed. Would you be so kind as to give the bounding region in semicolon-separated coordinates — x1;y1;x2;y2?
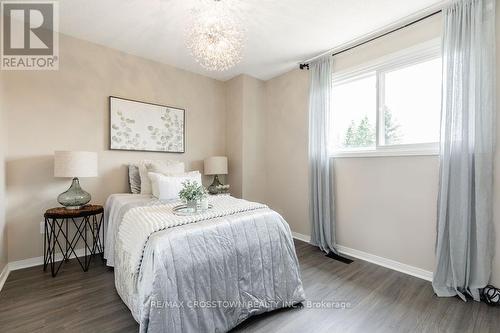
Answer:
1;240;499;333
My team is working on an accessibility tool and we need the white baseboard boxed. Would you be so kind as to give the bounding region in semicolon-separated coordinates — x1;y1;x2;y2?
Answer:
8;248;88;271
336;245;433;281
0;248;89;293
0;264;9;292
292;233;433;282
292;232;311;243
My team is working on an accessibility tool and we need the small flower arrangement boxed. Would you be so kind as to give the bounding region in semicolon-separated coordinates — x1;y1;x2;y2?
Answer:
179;180;207;203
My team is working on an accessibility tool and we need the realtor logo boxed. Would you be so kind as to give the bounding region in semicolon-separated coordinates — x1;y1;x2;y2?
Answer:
1;0;59;70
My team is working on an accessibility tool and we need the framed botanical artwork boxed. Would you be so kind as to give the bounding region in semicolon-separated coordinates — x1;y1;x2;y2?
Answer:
109;96;185;153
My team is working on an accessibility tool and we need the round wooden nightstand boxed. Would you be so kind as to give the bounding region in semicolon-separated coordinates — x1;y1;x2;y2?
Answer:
43;205;104;277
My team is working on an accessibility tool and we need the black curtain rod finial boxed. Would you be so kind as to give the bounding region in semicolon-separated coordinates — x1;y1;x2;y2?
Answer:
299;63;309;70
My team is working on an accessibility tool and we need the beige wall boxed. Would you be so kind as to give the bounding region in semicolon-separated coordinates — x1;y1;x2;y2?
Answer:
225;74;267;202
0;72;7;272
225;76;244;198
241;75;267;202
265;69;310;236
3;33;226;262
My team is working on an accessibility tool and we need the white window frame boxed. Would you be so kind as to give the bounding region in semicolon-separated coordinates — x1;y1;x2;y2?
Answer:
331;39;441;158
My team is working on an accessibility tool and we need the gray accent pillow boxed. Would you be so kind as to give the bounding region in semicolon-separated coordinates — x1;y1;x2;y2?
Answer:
128;164;141;194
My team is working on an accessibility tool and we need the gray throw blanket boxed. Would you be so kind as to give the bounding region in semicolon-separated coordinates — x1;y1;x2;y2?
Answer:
107;195;305;333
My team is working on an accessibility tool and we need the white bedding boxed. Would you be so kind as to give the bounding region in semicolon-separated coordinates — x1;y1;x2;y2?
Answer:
104;194;154;267
104;193;305;332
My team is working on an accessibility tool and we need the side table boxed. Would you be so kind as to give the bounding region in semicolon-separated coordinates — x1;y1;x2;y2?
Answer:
43;205;104;277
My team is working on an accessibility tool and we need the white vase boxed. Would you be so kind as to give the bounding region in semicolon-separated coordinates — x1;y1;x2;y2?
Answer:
187;200;197;212
200;198;209;210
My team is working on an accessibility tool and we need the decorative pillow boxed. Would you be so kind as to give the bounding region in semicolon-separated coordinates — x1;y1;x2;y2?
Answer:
148;171;202;200
128;164;141;194
138;160;185;195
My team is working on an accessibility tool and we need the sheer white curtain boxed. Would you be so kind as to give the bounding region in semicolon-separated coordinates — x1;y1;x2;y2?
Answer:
433;0;496;301
308;56;337;254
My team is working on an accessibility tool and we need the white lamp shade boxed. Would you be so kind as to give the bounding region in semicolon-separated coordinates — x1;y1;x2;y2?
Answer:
204;156;228;175
54;151;98;178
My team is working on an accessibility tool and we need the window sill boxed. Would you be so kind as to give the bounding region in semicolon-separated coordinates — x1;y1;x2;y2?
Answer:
331;148;439;158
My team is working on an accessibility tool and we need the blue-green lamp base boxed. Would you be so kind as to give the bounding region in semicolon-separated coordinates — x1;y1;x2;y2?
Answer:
58;177;91;209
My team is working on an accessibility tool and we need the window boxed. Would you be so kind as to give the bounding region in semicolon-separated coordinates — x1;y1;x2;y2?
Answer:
330;41;442;157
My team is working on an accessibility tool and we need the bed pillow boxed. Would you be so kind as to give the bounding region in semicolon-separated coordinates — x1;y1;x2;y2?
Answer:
128;164;141;194
138;160;185;195
148;171;202;200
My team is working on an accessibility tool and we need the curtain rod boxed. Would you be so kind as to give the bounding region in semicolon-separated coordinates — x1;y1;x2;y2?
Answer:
299;9;442;70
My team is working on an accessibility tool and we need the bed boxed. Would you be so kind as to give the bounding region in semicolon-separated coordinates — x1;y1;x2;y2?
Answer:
104;193;305;333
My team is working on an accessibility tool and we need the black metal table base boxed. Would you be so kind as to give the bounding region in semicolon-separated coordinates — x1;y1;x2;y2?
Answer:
43;214;104;277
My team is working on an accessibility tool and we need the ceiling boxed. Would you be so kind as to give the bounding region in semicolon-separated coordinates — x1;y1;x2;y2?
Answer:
58;0;443;81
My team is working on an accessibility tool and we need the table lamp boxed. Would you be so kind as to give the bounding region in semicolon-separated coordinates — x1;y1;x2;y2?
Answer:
204;156;228;194
54;151;98;209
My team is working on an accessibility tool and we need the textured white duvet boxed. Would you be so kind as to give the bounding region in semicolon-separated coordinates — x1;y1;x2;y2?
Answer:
104;194;153;267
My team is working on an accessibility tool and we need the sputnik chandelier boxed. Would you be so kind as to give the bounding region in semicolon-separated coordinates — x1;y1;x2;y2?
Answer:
186;0;245;71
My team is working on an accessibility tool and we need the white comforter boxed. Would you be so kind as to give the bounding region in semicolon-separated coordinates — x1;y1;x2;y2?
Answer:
104;194;153;267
